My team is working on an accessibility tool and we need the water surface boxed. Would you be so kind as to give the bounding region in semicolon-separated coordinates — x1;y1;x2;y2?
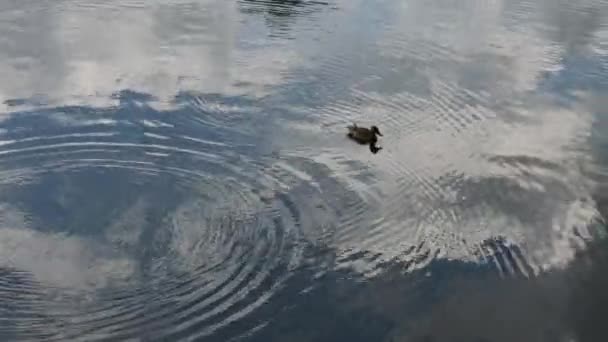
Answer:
0;0;608;341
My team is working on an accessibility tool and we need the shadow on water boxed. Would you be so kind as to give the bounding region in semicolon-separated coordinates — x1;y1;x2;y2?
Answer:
239;0;331;36
239;0;330;18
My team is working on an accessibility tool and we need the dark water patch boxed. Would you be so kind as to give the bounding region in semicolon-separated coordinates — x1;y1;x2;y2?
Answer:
239;0;332;38
241;226;608;342
401;230;608;342
240;0;330;17
242;238;515;342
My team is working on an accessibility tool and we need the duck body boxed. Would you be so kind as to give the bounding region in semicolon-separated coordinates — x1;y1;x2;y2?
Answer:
346;124;383;153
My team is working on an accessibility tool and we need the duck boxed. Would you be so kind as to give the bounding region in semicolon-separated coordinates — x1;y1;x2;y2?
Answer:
346;123;383;154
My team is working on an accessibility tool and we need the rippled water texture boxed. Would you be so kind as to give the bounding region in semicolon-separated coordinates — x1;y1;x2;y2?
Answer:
1;0;608;341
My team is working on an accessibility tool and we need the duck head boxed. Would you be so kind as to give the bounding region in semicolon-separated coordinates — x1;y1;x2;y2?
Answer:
371;125;382;136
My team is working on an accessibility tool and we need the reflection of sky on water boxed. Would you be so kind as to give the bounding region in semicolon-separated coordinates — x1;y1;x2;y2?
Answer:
0;0;340;110
0;0;607;340
0;0;606;282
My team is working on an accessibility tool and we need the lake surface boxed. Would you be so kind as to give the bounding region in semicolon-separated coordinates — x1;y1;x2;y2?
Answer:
0;0;607;341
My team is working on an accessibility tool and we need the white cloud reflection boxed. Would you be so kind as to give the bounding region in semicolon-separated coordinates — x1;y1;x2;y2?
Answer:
0;0;606;279
284;0;606;273
0;203;136;291
0;0;313;112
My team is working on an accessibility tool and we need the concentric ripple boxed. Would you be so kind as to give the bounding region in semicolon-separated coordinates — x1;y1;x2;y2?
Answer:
0;96;350;341
2;0;608;340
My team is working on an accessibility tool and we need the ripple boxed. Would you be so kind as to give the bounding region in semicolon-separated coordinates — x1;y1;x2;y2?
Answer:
263;0;606;283
0;99;349;340
1;0;607;339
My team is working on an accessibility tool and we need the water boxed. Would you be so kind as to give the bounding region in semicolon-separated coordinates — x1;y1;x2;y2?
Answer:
0;0;607;341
